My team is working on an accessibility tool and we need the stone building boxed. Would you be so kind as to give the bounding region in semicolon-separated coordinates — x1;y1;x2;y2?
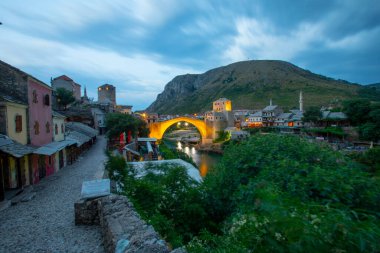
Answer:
115;105;132;114
262;99;283;127
204;98;235;139
98;84;116;106
51;75;81;101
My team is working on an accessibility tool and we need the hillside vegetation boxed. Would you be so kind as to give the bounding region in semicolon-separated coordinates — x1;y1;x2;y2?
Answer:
147;60;365;114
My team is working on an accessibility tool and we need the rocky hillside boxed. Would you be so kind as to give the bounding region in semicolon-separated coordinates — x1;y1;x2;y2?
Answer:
147;60;362;114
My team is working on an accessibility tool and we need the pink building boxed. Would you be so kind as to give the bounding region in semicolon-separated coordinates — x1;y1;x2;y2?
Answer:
28;79;53;146
28;78;54;183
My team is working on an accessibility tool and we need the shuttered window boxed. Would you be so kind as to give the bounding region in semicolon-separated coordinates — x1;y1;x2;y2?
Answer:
15;115;22;132
44;94;50;106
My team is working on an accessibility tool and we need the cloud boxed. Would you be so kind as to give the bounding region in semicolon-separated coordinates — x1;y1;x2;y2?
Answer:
0;0;180;36
222;17;323;63
0;27;196;107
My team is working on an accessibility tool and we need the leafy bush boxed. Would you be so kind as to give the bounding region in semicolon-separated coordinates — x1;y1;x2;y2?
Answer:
107;134;380;252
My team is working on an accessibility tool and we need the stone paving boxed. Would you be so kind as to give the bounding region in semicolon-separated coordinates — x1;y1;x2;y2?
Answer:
0;136;107;253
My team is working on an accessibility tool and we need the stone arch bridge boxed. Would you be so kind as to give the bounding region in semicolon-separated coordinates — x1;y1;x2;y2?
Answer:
148;117;214;144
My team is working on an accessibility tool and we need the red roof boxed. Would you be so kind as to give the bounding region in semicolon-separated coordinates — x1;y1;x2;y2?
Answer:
54;75;73;81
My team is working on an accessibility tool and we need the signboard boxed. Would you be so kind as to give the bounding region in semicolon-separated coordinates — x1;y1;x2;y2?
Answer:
80;179;110;199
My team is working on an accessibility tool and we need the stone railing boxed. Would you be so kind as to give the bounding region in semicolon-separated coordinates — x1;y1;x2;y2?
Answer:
75;194;176;253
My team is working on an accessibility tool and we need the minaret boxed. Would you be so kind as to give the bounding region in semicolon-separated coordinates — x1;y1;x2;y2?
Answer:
299;91;303;112
270;98;272;106
84;86;88;98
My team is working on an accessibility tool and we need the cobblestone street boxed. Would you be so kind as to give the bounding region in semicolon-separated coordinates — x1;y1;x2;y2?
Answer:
0;136;107;253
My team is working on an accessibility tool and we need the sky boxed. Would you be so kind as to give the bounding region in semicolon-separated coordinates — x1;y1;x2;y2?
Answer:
0;0;379;110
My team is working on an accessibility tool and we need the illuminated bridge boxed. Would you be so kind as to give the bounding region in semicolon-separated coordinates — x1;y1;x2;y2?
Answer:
148;117;214;144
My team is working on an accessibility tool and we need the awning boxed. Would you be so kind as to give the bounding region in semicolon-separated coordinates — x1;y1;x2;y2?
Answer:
65;130;92;147
33;140;77;156
0;142;35;158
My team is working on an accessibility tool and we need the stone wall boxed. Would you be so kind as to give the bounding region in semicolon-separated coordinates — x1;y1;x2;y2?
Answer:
75;194;171;253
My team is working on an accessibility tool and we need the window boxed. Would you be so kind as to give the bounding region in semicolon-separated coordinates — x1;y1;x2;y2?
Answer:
44;94;50;106
32;90;38;103
61;123;64;133
46;122;50;133
55;124;58;135
34;121;39;135
15;115;22;132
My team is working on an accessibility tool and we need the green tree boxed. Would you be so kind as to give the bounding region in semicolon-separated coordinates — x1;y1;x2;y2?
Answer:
302;106;322;123
55;87;76;110
342;99;371;126
105;113;149;139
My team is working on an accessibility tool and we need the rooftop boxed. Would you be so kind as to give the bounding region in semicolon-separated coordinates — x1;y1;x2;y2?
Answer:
53;75;73;82
263;105;278;111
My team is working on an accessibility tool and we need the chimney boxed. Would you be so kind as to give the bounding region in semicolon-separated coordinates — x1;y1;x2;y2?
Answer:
269;99;272;106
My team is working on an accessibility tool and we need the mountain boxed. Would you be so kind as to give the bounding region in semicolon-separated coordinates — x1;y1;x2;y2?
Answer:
147;60;362;114
368;83;380;90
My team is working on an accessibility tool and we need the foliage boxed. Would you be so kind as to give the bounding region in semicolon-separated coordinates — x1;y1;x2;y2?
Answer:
55;87;75;110
303;126;346;137
107;134;380;252
343;99;380;141
105;113;149;139
190;134;380;252
111;157;210;248
343;99;371;126
213;131;230;143
104;152;128;181
302;106;322;123
357;86;380;101
350;147;380;175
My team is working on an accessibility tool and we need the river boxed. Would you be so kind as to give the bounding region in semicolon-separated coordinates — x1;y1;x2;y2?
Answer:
163;139;222;177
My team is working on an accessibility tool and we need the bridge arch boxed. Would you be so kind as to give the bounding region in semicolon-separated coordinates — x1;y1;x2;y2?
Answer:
149;117;212;144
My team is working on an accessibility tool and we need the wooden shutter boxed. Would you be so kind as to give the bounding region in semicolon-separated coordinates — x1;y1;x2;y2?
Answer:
15;115;22;132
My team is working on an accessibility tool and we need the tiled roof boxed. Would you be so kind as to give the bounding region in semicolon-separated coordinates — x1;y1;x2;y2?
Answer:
214;98;230;102
65;130;91;147
323;111;348;120
65;122;98;137
250;111;262;117
0;135;15;146
0;94;28;105
53;75;73;81
277;113;293;119
53;111;66;118
0;60;52;90
263;105;278;111
33;140;76;156
0;134;35;158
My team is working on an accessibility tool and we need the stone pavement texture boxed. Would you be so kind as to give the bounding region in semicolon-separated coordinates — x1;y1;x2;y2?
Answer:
0;136;107;253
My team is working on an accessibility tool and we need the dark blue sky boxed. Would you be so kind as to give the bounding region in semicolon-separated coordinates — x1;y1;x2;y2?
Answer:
0;0;379;110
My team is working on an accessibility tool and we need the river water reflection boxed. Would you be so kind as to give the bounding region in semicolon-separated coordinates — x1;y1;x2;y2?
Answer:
165;140;222;177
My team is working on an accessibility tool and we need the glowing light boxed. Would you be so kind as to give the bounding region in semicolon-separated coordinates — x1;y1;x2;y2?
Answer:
142;113;146;118
185;122;189;126
200;163;208;177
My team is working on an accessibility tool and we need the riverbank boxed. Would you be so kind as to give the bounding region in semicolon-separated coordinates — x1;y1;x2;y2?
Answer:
197;143;224;154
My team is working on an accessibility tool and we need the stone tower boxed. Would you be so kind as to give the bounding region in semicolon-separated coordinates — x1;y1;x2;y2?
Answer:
98;84;116;106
